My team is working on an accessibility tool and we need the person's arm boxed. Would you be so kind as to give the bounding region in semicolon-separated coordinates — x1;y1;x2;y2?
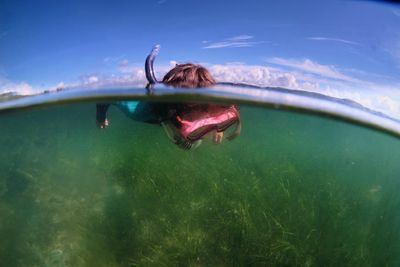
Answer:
96;103;110;129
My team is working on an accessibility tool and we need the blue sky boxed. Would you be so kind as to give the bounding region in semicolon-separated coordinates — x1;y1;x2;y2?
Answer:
1;0;400;116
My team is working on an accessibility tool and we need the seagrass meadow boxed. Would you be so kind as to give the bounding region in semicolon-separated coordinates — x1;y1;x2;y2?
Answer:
1;100;400;267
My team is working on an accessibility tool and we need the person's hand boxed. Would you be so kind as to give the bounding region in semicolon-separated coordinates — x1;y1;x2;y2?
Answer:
213;131;224;144
96;119;109;129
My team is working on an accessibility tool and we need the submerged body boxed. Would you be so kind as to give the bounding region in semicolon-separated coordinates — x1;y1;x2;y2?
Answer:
96;100;240;149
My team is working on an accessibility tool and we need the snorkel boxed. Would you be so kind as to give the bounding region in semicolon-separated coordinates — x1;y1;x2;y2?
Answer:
145;45;161;92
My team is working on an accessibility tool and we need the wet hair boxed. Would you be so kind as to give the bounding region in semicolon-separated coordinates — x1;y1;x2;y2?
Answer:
162;63;216;88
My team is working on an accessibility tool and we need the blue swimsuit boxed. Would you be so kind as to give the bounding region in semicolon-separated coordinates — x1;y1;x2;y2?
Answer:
115;101;160;123
96;101;166;125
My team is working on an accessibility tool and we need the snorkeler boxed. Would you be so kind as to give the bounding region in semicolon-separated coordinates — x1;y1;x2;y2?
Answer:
96;46;241;149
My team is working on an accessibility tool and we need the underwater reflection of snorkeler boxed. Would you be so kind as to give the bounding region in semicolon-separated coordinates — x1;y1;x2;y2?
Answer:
96;63;241;150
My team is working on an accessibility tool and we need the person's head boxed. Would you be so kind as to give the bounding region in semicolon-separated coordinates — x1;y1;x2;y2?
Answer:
162;63;216;88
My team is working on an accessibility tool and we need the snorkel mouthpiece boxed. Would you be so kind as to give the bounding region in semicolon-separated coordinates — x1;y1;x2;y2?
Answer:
145;44;160;85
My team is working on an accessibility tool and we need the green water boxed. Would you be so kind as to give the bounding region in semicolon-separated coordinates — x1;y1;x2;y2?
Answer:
1;101;400;267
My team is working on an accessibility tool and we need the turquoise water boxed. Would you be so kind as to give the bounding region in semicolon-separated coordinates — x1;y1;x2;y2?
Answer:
1;99;400;266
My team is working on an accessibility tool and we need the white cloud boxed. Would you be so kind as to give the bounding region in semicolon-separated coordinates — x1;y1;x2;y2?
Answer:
392;9;400;17
307;37;361;46
209;62;400;119
75;69;147;89
169;60;178;67
103;55;125;64
209;63;400;118
118;59;129;67
72;61;176;89
0;77;68;95
377;96;400;114
54;82;65;90
203;35;266;49
225;62;246;65
88;75;99;83
0;78;35;95
209;64;301;89
267;58;359;82
226;35;254;41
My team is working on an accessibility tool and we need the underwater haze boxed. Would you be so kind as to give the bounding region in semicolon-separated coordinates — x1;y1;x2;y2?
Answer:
1;95;400;267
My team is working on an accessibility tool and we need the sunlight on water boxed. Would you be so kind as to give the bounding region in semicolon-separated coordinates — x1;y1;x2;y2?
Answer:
1;99;400;266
